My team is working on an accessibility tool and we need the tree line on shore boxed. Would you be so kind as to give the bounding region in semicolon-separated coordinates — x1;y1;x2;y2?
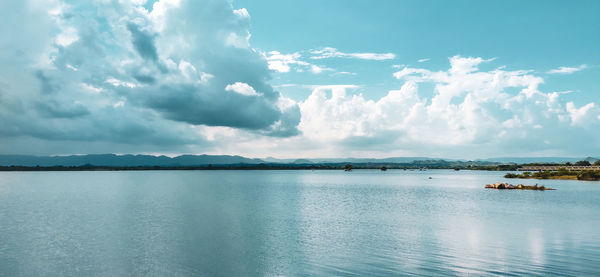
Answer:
1;158;597;172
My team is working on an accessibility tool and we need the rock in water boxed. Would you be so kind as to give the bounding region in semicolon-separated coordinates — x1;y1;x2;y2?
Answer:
484;182;554;190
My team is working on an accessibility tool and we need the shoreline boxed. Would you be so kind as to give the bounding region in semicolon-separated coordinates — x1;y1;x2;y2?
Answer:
505;172;600;181
0;166;482;172
506;175;579;180
1;166;599;182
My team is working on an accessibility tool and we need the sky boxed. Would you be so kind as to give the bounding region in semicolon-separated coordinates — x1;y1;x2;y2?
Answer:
0;0;598;159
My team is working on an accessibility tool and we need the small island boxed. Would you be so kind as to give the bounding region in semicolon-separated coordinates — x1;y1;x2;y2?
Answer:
485;182;555;190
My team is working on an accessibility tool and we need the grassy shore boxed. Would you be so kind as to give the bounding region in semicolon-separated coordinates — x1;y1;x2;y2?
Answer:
505;170;600;181
506;175;578;180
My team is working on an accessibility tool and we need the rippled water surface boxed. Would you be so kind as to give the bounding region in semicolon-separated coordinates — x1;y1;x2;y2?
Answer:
1;170;599;276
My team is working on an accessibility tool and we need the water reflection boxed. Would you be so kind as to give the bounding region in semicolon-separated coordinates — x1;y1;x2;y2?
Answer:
0;170;599;276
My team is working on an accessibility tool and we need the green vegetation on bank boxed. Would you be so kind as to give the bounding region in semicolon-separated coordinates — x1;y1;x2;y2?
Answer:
0;158;597;173
0;159;504;171
0;162;503;171
505;170;600;181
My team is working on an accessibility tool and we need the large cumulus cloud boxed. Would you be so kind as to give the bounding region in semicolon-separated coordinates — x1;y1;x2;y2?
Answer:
0;0;299;154
294;56;600;157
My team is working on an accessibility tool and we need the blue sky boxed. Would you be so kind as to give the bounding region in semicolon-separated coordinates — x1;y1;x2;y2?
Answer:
236;0;599;103
0;0;598;158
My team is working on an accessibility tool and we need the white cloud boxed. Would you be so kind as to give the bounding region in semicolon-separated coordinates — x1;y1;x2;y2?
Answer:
106;78;137;88
264;50;333;74
55;26;79;47
310;64;333;74
417;58;430;63
267;60;290;73
273;84;298;88
293;56;600;156
310;47;395;60
301;84;359;91
299;84;416;140
332;71;357;76
310;65;323;74
225;82;260;96
81;83;103;93
65;64;78;71
264;47;394;75
566;102;596;126
149;0;182;32
392;67;434;80
233;8;249;18
547;64;587;74
263;51;306;73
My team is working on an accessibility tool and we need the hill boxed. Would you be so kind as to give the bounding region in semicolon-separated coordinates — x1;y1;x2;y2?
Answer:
0;154;264;167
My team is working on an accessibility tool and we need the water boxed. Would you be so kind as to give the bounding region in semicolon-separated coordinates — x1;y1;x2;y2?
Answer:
0;170;599;276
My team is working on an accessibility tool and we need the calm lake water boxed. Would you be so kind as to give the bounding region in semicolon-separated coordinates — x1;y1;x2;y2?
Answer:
0;170;599;276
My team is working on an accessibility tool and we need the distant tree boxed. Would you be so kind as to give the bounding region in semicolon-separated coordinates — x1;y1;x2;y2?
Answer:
504;173;518;178
594;160;600;166
380;166;387;171
557;168;569;176
575;160;591;166
565;162;572;166
344;164;353;171
577;171;600;181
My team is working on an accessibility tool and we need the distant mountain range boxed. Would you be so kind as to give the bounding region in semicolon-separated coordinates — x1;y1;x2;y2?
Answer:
262;157;437;164
0;154;263;167
0;154;596;167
